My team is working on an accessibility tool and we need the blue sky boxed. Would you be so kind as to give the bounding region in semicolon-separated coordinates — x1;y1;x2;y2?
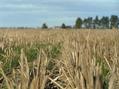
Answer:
0;0;119;27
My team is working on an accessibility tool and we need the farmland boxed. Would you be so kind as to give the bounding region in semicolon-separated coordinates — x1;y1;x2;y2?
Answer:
0;29;119;89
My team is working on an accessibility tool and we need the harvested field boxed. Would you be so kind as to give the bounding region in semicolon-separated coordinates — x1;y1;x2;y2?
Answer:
0;29;119;89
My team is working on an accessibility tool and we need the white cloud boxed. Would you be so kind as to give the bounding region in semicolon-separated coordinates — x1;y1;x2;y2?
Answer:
0;4;42;9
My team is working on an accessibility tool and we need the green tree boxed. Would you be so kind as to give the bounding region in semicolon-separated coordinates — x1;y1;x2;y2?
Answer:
110;15;118;29
94;16;100;29
42;23;48;29
83;17;93;29
118;18;119;29
75;17;82;29
83;18;88;29
61;23;66;29
88;17;93;29
100;16;109;29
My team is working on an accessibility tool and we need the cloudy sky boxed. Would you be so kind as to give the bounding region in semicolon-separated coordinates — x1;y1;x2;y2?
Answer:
0;0;119;27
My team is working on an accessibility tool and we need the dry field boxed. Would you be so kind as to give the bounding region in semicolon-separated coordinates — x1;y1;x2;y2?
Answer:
0;29;119;89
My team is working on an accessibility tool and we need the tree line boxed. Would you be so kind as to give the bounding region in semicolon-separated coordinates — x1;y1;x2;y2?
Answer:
42;15;119;29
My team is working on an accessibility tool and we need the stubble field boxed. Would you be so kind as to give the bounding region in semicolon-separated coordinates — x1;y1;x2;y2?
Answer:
0;29;119;89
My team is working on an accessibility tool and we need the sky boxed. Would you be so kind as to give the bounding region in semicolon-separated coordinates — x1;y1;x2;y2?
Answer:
0;0;119;27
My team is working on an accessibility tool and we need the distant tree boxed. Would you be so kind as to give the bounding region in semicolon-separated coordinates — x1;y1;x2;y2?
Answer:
76;15;119;29
66;26;72;29
42;23;48;29
88;17;93;29
118;18;119;29
100;16;109;29
83;17;93;29
94;16;100;29
110;15;118;29
105;16;110;29
75;17;82;28
61;23;66;29
83;18;88;28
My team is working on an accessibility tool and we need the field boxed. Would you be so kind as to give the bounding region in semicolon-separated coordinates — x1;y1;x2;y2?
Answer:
0;29;119;89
